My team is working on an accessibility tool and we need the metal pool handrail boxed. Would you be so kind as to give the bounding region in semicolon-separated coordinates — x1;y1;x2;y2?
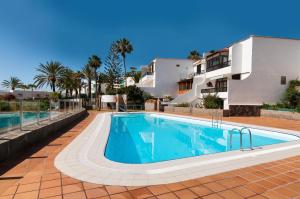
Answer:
229;127;254;151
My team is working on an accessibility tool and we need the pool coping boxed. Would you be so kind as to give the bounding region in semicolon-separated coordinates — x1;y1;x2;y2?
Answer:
54;112;300;186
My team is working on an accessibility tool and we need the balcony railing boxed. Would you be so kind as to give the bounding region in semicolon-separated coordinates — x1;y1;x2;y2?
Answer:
195;70;206;76
141;72;153;78
206;60;231;72
201;87;227;93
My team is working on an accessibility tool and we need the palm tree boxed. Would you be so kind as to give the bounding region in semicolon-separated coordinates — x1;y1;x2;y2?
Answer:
20;84;29;91
28;84;37;91
74;71;84;98
27;83;37;99
97;72;108;94
1;77;22;91
88;55;101;108
81;64;93;99
58;68;75;97
34;61;65;92
187;50;201;61
116;38;133;86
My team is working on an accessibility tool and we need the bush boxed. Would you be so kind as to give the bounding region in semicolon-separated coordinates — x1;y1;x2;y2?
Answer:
174;102;190;107
49;92;60;100
0;94;16;101
0;101;11;111
297;101;300;113
282;80;300;108
142;92;153;101
203;94;223;109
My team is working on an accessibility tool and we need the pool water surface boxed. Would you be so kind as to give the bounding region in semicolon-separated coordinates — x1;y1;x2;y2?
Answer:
105;113;298;164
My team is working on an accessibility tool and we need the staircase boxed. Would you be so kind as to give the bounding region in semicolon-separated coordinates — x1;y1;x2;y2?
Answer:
170;73;206;105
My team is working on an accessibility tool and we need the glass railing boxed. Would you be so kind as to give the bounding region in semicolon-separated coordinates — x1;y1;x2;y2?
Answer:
141;72;153;78
0;99;83;134
206;60;231;72
201;87;227;93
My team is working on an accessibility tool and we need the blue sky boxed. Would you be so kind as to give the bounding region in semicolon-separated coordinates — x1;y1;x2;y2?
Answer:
1;0;300;90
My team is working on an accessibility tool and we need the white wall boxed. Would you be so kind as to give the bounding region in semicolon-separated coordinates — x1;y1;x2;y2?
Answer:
228;36;300;106
140;58;194;98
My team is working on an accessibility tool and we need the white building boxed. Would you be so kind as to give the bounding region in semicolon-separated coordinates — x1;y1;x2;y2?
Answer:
137;58;194;98
171;36;300;116
0;90;51;99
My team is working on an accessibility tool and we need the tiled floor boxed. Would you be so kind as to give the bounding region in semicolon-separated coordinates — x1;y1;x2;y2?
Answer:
0;111;300;199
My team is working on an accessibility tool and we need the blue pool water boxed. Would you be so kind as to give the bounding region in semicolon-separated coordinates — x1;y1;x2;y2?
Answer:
0;112;49;129
105;113;298;164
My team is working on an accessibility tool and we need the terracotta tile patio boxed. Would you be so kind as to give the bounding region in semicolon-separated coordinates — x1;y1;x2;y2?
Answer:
0;111;300;199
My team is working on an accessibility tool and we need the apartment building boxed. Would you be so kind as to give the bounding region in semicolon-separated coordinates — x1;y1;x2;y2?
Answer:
137;58;194;98
171;36;300;116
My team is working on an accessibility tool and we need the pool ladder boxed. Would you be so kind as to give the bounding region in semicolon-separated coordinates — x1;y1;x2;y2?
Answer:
211;112;222;128
229;127;254;151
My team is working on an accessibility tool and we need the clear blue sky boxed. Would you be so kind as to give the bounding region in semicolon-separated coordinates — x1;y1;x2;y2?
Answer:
1;0;300;90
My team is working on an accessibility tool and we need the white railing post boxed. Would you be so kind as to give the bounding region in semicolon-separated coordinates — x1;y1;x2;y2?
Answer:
49;99;52;121
19;100;23;130
64;100;67;116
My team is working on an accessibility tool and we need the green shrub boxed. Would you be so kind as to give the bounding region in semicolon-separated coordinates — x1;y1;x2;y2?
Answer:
0;101;11;111
174;102;190;107
297;101;300;113
282;80;300;108
203;94;223;109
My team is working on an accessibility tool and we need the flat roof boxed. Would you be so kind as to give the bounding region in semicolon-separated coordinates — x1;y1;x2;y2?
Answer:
227;35;300;48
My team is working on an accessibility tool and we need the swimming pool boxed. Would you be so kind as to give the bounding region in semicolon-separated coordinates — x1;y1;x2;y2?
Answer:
105;113;298;164
0;112;49;130
55;112;300;186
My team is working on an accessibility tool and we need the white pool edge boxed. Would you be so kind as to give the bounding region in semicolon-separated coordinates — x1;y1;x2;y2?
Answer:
54;112;300;186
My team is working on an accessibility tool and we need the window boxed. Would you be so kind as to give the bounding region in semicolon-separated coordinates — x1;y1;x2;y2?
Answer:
206;54;229;72
196;64;201;74
232;74;241;80
281;76;286;85
176;64;180;67
215;78;227;92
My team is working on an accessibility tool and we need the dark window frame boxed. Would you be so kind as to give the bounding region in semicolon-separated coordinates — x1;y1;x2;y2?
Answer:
281;76;287;85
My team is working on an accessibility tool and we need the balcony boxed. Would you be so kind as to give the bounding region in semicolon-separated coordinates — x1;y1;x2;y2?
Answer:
206;60;231;72
201;87;227;93
141;72;153;78
139;72;154;87
195;70;206;76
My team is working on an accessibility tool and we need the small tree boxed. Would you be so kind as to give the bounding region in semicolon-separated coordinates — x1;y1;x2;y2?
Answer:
104;42;123;94
116;38;133;87
2;77;22;91
282;80;300;108
203;93;223;109
118;85;145;104
187;50;201;61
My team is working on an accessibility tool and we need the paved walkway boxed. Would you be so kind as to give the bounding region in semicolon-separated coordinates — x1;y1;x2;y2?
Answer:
0;111;299;199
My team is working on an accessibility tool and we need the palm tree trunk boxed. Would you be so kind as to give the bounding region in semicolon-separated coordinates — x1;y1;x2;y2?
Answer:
78;87;81;98
123;56;127;87
88;79;92;100
94;69;98;109
52;82;56;92
75;89;78;98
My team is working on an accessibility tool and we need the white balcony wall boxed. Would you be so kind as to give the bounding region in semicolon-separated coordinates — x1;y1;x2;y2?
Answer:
228;36;300;106
139;59;194;98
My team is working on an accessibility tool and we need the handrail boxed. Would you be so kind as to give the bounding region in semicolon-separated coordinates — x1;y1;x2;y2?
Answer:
240;127;254;150
211;111;222;128
229;127;254;151
229;128;241;150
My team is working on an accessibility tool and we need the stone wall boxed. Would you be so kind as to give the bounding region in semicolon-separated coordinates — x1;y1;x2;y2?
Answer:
145;101;157;111
164;106;222;116
261;109;300;121
0;110;88;162
228;105;261;117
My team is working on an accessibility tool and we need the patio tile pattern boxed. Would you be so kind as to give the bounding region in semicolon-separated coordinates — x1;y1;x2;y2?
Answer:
0;111;300;198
